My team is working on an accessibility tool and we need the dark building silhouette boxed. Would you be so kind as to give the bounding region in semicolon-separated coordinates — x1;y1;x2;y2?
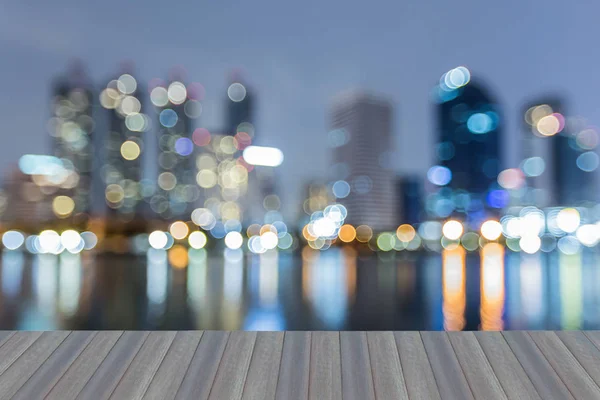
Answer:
397;176;423;224
150;70;200;219
521;98;592;205
432;68;502;220
225;72;254;136
99;64;147;219
49;61;94;217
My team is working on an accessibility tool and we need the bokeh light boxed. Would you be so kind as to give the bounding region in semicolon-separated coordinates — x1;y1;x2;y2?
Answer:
480;220;502;241
442;220;463;240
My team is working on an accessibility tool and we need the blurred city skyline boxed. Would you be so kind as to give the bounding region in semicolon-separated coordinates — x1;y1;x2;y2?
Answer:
4;1;600;221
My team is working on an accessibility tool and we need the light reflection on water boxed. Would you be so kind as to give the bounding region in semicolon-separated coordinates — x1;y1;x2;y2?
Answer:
0;246;599;331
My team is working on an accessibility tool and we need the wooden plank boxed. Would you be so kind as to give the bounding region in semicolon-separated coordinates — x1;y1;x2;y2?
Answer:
208;331;257;400
309;331;342;400
0;331;69;399
274;331;310;400
143;331;203;400
77;331;149;400
12;331;96;400
421;331;474;400
584;331;600;350
242;331;285;400
474;332;540;400
46;331;123;400
0;331;43;376
557;331;600;389
447;332;507;400
528;331;600;399
0;331;15;349
109;331;176;400
502;331;573;400
175;331;230;400
394;332;441;400
367;332;408;400
340;332;375;400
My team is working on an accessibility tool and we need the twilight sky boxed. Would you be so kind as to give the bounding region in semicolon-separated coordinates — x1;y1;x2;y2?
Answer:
1;0;599;219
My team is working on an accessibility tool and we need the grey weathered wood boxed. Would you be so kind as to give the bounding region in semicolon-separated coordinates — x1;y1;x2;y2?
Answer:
242;331;284;400
0;331;15;349
109;331;176;400
340;332;375;400
367;332;409;400
0;331;69;400
528;331;600;399
12;331;96;400
274;331;310;400
143;331;203;400
309;331;342;400
77;331;149;400
46;331;123;400
474;331;541;400
0;331;43;376
583;330;600;350
502;331;573;400
448;332;507;400
175;331;230;400
421;331;474;400
557;331;600;388
394;332;441;400
208;331;257;400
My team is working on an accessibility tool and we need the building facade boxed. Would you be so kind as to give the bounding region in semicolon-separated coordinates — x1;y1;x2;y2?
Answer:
329;90;397;231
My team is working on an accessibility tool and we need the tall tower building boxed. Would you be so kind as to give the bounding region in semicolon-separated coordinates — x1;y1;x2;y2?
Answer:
431;67;502;220
329;90;397;231
48;61;94;219
225;73;254;136
149;71;202;219
99;65;148;219
522;99;593;205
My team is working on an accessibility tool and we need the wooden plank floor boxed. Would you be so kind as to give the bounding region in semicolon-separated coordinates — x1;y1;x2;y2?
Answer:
0;331;598;399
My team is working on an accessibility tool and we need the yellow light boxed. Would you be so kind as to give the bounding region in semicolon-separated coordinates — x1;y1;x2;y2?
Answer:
442;220;463;240
105;184;125;204
355;225;373;243
52;196;75;218
536;115;560;136
169;221;189;240
196;170;217;188
396;224;416;242
188;231;207;249
168;245;188;269
302;225;316;241
338;224;356;243
260;224;277;235
480;220;503;241
120;141;141;160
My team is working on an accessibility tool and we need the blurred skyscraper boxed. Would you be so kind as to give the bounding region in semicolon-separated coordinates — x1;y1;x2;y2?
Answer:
149;70;202;219
99;65;148;220
225;73;254;136
396;176;423;224
522;99;594;205
48;61;94;219
329;90;397;231
430;67;503;220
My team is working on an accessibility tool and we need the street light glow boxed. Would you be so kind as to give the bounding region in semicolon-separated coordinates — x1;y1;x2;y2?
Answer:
242;146;284;167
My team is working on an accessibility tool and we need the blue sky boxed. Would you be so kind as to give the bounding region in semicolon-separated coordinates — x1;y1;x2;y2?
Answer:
1;0;599;218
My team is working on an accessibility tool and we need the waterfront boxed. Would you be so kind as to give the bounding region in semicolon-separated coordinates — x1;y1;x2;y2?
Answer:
0;246;598;331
